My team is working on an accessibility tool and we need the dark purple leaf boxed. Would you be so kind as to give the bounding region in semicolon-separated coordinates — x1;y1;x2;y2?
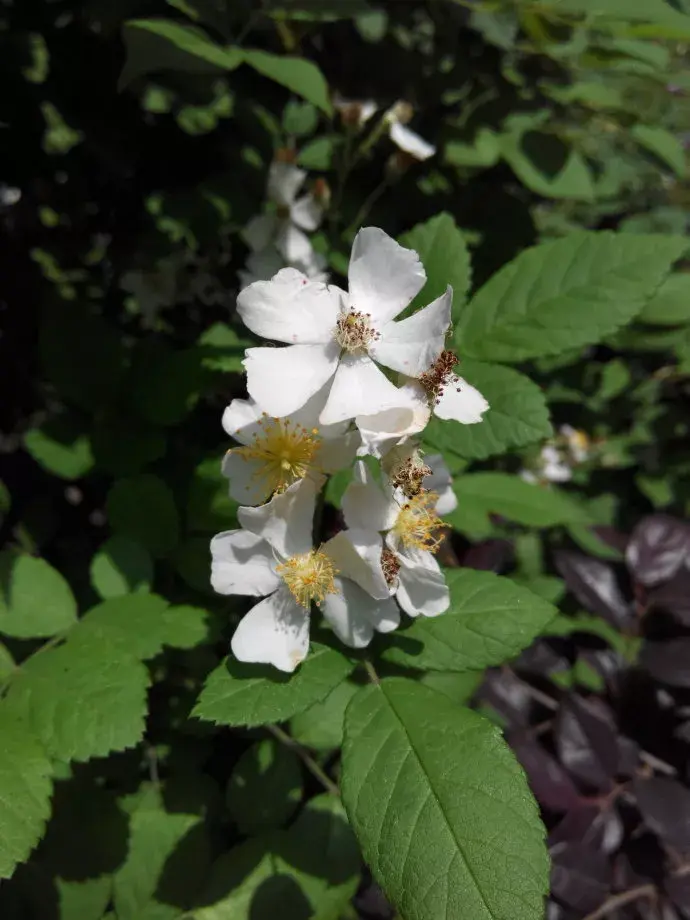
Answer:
666;874;690;918
634;777;690;851
593;525;629;555
478;669;534;727
640;640;690;688
617;736;640;778
555;695;619;790
510;736;580;812
550;840;612;912
554;550;633;629
649;569;690;625
515;640;571;679
460;539;512;572
627;515;690;587
549;804;624;854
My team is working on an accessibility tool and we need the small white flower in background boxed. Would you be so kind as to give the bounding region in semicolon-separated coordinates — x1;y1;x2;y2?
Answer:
221;384;360;505
521;426;591;485
211;479;398;672
384;101;436;162
243;160;325;269
0;185;21;207
237;227;453;426
120;255;181;323
339;460;451;618
560;424;590;464
333;96;378;129
238;246;286;289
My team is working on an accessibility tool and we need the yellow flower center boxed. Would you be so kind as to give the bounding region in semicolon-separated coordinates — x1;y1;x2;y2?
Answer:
392;491;445;553
231;416;322;495
276;550;339;609
334;310;380;355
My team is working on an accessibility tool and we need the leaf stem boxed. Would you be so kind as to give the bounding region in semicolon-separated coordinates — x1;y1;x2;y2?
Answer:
581;883;656;920
267;724;340;797
363;658;380;686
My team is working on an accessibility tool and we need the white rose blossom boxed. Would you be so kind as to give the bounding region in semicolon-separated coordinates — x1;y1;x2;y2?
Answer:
242;161;326;279
339;460;452;619
221;384;359;505
237;227;453;426
211;479;399;672
333;97;435;161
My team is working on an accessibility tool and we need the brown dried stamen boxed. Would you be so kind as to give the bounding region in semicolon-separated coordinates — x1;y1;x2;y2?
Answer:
418;349;459;405
381;547;401;586
390;456;432;498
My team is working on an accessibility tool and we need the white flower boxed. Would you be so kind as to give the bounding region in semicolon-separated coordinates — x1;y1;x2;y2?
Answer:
340;461;450;618
333;95;378;129
243;161;323;268
521;444;572;485
560;424;590;464
221;384;359;505
237;227;452;426
238;247;287;289
385;101;436;161
355;381;431;458
0;185;21;207
211;479;399;671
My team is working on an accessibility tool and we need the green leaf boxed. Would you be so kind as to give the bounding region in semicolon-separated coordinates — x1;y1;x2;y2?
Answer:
226;739;302;834
381;569;556;671
0;708;53;880
90;535;153;599
113;783;212;920
193;645;355;727
639;272;690;325
400;212;471;317
500;123;595;200
458;232;687;363
0;642;15;681
4;631;149;761
91;412;167;477
24;413;93;480
0;553;78;639
187;457;238;533
451;473;592;527
298;136;337;170
241;49;332;115
197;322;254;374
422;361;551;460
419;669;483;705
290;678;359;750
632;124;687;178
445;128;501;167
341;679;549;920
282;100;318;135
119;19;243;88
107;474;180;558
129;343;206;427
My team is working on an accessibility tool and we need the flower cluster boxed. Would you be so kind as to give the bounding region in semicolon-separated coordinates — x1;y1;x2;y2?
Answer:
212;226;489;671
239;154;328;288
521;424;592;485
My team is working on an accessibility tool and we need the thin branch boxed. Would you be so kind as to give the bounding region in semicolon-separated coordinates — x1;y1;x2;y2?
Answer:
582;883;656;920
267;724;340;797
363;658;380;686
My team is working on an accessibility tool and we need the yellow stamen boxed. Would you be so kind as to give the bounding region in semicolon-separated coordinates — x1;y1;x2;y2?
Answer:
392;491;445;553
276;550;339;609
231;416;321;495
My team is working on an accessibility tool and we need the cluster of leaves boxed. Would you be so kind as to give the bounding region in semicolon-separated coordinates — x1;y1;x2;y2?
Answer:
2;0;690;919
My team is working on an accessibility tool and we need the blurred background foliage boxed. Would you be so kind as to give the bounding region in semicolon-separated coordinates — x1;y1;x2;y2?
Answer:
3;0;690;918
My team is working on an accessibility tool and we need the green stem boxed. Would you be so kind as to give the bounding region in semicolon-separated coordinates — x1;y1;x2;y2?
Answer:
363;658;380;686
344;177;391;239
267;724;340;796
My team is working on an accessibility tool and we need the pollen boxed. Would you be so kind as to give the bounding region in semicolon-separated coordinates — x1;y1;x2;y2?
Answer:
384;445;432;498
392;491;446;553
418;349;460;405
231;416;321;495
334;310;380;355
276;550;339;609
381;547;401;586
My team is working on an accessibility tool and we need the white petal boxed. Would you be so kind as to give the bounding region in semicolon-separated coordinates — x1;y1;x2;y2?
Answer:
396;548;450;618
267;162;306;208
543;460;572;483
348;227;426;325
423;453;458;515
275;222;316;265
371;287;452;377
317;429;360;473
342;460;398;532
244;341;340;418
290;194;323;232
236;268;341;344
319;354;412;426
355;381;430;458
323;529;390;599
221;452;271;506
231;586;310;672
221;398;263;444
389;122;436;160
238;478;317;559
520;470;539;484
321;577;400;649
210;530;280;596
434;375;489;424
243;214;279;253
